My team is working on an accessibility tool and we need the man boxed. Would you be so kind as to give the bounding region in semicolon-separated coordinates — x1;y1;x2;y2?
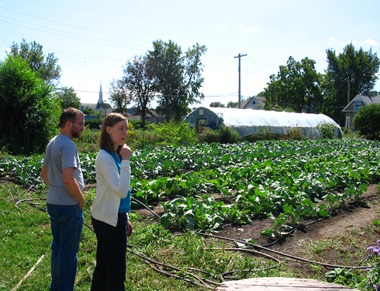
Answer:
40;107;85;291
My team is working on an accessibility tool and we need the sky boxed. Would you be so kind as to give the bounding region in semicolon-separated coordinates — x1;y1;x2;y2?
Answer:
1;0;380;107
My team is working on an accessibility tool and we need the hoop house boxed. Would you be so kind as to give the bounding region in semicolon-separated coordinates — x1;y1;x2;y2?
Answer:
184;107;343;139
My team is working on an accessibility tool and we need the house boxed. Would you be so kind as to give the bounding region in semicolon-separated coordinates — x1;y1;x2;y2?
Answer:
127;106;163;123
342;93;380;129
239;96;266;109
183;106;343;139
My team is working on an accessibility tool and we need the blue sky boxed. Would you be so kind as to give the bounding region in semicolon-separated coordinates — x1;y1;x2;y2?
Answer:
1;0;380;107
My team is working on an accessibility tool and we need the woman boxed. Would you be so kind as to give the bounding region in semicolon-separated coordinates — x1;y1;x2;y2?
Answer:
91;113;132;291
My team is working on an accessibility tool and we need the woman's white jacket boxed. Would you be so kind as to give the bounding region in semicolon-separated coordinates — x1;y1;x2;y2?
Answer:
91;149;131;227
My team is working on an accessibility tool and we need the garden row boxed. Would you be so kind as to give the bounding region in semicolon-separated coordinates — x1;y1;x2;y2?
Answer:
1;139;379;238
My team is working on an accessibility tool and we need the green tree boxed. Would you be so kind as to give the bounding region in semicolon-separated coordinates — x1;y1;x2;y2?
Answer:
147;40;207;121
57;86;81;109
109;79;132;115
121;55;156;127
263;56;323;113
325;43;379;124
0;55;61;154
353;103;380;140
210;102;225;107
9;39;61;86
226;101;238;108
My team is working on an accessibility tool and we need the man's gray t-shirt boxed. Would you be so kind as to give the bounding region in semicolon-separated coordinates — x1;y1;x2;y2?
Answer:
43;134;84;205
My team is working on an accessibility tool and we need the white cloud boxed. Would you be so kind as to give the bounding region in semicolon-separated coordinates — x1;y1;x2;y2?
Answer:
365;38;378;46
327;37;337;45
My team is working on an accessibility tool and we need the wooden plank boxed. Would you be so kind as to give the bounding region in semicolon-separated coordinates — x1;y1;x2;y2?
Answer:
216;277;358;291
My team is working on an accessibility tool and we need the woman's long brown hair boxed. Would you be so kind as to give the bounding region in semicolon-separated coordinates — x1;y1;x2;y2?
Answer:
99;113;127;157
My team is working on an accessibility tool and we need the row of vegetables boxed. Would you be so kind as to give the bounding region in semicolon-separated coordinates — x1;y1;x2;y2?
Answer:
1;139;379;238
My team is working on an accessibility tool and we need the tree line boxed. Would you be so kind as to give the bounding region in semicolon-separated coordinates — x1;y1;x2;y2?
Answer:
262;44;379;125
0;39;379;154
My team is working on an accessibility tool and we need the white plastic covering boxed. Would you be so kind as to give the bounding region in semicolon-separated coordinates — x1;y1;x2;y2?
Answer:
185;107;343;138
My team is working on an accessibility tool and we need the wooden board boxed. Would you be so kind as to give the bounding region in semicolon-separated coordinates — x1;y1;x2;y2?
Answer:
216;277;358;291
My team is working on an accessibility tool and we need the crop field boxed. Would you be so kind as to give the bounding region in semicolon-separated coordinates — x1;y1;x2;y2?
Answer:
1;138;380;290
2;138;379;239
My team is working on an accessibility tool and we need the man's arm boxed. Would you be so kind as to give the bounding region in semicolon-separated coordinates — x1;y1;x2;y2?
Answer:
63;167;85;210
40;165;49;186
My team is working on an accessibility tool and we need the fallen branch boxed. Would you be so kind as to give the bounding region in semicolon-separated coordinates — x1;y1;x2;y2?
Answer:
12;254;45;291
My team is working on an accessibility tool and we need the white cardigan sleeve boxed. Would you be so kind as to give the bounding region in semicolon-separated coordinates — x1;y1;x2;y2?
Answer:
96;150;131;198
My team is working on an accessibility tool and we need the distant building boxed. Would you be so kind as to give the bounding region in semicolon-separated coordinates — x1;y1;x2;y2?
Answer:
80;82;113;119
184;106;343;139
239;96;266;109
126;106;163;123
342;93;380;128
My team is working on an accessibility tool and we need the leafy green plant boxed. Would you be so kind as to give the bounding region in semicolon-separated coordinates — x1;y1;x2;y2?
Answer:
356;240;380;290
353;103;380;140
317;122;337;139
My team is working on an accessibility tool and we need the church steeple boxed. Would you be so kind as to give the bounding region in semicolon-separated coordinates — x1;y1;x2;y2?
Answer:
96;82;104;109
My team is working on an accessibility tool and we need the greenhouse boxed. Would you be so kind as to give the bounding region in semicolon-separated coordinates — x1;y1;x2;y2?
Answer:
183;107;343;139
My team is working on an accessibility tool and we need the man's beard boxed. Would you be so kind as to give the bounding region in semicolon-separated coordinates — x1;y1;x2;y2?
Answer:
72;130;81;139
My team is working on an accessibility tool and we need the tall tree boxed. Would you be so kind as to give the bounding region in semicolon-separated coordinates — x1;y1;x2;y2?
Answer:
263;56;323;113
325;43;379;124
0;55;60;154
121;55;156;127
9;39;61;86
57;86;81;109
109;79;132;115
147;40;207;121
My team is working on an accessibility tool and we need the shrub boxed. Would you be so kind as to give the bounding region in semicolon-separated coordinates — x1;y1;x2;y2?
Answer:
0;55;61;154
196;127;220;143
127;121;197;149
76;128;100;153
196;126;240;144
217;125;241;144
317;122;337;139
244;127;281;142
287;127;305;140
353;103;380;140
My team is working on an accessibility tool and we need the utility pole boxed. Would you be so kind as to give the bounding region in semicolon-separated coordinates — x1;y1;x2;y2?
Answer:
234;53;247;108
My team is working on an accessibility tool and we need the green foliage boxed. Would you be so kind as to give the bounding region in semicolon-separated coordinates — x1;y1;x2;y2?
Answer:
263;56;323;113
217;126;241;144
117;56;154;126
197;126;240;144
356;240;380;290
353;103;380;140
76;128;100;153
0;183;289;290
84;119;102;130
317;122;337;139
109;78;132;116
244;127;280;142
56;86;81;109
286;127;305;140
325;43;380;124
2;139;380;238
9;39;61;86
131;121;197;148
196;128;221;143
161;196;223;231
0;55;61;154
148;40;207;121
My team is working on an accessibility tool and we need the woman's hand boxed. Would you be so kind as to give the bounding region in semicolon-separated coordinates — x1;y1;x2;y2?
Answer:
120;144;132;160
127;219;133;237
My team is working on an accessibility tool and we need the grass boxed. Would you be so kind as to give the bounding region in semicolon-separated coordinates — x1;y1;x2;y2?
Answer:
0;182;297;291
